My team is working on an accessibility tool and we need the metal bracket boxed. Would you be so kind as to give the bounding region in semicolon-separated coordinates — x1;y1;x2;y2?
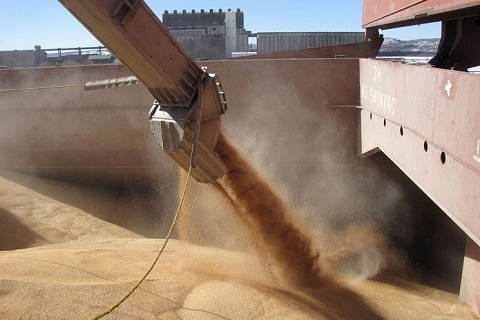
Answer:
111;0;139;25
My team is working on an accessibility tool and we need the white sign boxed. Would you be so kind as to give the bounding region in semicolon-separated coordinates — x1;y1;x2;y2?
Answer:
361;65;397;116
361;84;396;116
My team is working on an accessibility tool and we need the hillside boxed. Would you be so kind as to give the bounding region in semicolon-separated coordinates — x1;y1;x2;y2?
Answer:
379;37;440;56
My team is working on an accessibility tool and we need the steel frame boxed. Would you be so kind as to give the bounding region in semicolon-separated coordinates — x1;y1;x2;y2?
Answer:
359;58;480;314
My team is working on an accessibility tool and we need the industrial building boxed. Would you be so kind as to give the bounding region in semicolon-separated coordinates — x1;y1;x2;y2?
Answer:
162;9;250;60
0;47;47;68
257;32;365;54
1;9;367;64
0;46;112;68
162;9;366;59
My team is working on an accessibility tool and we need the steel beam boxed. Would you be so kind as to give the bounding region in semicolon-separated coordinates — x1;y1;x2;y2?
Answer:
363;0;480;29
461;237;480;315
359;59;480;313
359;59;480;246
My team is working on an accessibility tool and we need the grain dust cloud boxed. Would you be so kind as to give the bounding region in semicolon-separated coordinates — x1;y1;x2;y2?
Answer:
0;68;476;318
214;133;324;288
203;132;409;289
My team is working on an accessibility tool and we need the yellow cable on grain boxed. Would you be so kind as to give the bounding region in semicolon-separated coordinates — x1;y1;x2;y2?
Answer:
90;166;193;320
0;84;83;92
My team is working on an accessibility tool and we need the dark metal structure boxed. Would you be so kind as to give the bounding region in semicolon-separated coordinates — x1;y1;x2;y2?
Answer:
361;0;480;314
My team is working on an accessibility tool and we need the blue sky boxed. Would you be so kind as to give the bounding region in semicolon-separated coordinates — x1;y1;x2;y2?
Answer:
0;0;440;51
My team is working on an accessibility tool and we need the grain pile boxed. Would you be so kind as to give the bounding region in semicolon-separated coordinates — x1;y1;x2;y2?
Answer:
0;161;478;319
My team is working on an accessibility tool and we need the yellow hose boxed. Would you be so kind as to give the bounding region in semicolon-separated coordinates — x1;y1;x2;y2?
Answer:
90;166;192;320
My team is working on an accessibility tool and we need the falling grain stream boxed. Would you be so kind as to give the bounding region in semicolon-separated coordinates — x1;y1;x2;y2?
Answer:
209;133;393;319
213;133;324;288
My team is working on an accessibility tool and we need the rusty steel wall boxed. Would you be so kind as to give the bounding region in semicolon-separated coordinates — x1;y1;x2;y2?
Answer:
359;59;480;244
0;65;158;168
363;0;480;29
461;237;480;315
0;64;172;188
359;58;480;313
0;59;360;186
204;59;359;108
203;59;361;183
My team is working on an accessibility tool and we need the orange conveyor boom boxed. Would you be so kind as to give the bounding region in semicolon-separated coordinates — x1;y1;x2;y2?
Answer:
58;0;227;182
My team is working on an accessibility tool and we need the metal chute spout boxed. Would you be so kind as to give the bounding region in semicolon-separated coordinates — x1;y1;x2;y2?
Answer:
148;105;187;153
149;73;227;183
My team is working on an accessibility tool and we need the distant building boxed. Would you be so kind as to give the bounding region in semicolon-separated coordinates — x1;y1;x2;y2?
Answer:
0;46;115;68
162;9;251;59
257;32;365;54
1;11;368;66
87;54;115;64
163;10;366;59
0;47;47;68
